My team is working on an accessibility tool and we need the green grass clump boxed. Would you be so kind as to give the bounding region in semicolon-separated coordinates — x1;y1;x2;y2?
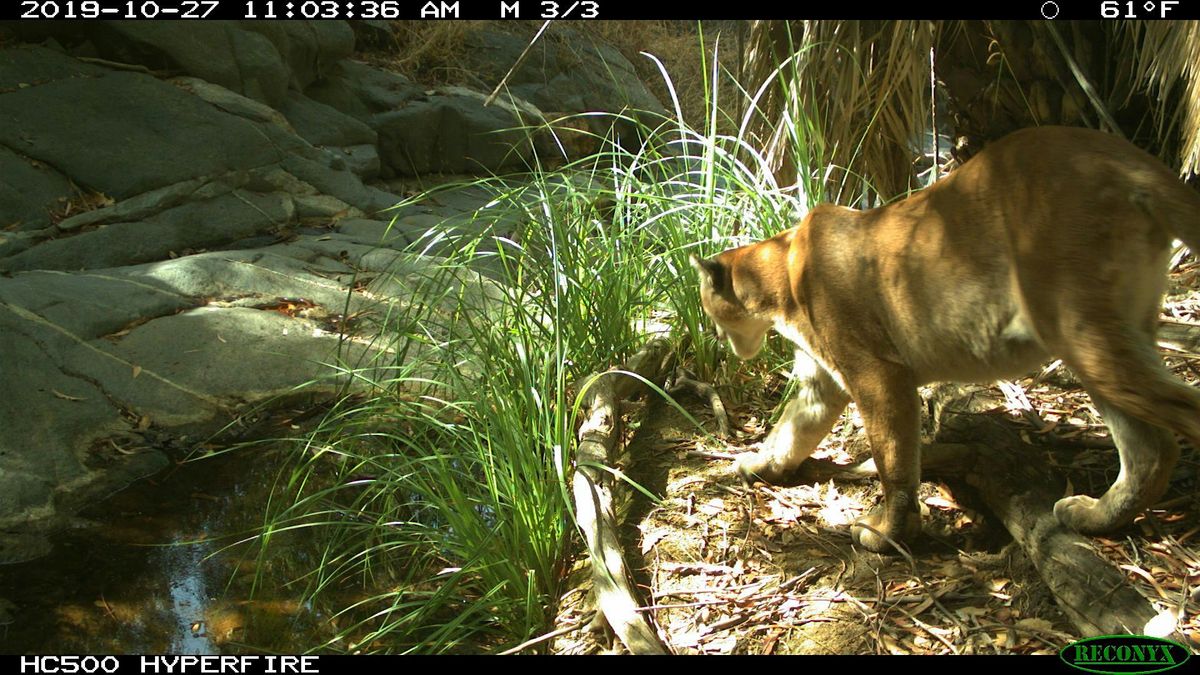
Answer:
251;33;875;653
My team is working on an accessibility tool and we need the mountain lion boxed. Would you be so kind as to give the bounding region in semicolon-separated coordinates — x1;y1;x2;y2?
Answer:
691;126;1200;553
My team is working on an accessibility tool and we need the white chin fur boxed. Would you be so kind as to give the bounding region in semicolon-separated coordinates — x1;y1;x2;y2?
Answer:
730;337;762;359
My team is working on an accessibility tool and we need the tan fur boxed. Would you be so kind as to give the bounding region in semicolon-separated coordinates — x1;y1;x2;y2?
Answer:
691;126;1200;553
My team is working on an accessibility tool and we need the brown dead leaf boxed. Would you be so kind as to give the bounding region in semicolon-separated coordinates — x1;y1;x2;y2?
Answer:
955;606;989;621
765;500;799;523
702;634;737;653
937;560;971;578
1032;418;1060;434
263;298;318;318
1143;609;1179;637
992;628;1010;648
1014;617;1054;632
880;632;908;655
697;498;725;516
672;630;701;649
924;495;959;510
993;607;1016;622
50;190;114;223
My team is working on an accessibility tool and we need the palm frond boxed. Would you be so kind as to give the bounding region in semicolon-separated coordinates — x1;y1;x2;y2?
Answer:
1117;21;1200;177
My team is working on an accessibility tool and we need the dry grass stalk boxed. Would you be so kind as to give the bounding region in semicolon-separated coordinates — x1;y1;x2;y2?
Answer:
743;20;933;202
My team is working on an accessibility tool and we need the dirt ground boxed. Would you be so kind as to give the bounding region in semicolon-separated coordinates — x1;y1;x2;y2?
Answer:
551;258;1200;655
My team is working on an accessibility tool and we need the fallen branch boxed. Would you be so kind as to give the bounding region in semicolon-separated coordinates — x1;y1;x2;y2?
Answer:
666;367;731;438
1159;320;1200;355
499;611;596;655
571;338;672;654
75;56;161;75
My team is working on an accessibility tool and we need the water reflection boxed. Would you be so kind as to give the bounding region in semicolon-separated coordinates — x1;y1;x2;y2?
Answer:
0;449;320;654
165;536;214;654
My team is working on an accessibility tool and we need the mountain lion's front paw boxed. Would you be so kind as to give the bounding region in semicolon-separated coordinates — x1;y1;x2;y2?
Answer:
851;499;921;554
734;446;785;486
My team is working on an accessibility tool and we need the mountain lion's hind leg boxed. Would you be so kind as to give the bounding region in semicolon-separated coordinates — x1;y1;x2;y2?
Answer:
1053;393;1180;533
1042;292;1200;533
736;350;850;485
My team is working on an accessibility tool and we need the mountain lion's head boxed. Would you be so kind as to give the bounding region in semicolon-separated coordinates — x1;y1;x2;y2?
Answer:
689;253;773;359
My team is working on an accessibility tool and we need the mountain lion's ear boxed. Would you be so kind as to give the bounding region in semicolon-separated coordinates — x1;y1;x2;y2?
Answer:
689;254;725;293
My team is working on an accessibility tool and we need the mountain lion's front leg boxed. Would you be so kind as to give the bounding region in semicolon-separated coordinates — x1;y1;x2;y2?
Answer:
845;362;923;553
736;350;850;484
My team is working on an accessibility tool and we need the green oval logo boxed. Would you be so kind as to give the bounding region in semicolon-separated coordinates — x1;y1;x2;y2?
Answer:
1060;635;1192;674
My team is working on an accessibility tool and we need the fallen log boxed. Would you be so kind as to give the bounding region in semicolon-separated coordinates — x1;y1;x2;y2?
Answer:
571;338;673;654
925;386;1169;637
792;384;1172;638
961;444;1164;636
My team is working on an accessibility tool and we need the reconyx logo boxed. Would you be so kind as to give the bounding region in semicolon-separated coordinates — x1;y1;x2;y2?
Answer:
1060;635;1191;674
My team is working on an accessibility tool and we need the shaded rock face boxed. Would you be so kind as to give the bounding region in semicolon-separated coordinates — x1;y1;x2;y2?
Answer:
299;24;666;176
0;20;663;560
373;94;536;175
3;22;666;178
7;21;355;106
0;67;301;200
279;91;378;148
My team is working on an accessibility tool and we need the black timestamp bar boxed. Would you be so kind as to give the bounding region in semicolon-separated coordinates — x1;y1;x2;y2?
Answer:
242;0;599;19
9;0;1200;20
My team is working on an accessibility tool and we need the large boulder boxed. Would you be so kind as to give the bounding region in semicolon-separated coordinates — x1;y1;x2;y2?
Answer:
0;42;107;87
239;21;355;92
305;59;534;176
279;90;378;148
0;190;296;273
462;25;665;118
372;94;533;175
0;46;110;231
0;145;74;233
303;59;423;120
